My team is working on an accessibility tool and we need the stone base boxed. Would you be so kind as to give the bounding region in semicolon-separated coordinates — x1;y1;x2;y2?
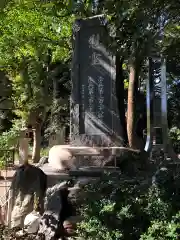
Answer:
38;145;140;187
47;145;140;171
39;164;71;187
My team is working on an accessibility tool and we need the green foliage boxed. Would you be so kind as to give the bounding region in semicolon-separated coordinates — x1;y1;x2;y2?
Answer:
0;0;179;154
97;1;162;59
0;3;73;66
0;71;15;132
168;81;180;128
141;212;180;240
40;147;49;157
169;127;180;153
0;119;25;150
0;119;24;168
75;173;180;240
0;0;73;127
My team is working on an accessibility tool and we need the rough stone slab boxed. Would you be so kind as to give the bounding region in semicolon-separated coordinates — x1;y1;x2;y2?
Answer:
69;167;121;177
39;163;70;177
35;157;48;168
10;165;47;229
52;145;140;155
69;170;103;177
39;163;71;188
70;17;122;146
37;182;68;240
37;191;62;239
46;145;140;169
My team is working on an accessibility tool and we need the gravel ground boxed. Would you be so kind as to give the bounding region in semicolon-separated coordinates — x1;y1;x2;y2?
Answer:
0;225;40;240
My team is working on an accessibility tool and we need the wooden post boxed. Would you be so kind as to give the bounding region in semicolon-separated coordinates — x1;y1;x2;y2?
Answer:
6;189;13;228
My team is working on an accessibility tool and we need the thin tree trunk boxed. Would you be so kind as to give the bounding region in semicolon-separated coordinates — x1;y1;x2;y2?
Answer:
32;123;41;163
127;62;139;148
115;56;128;145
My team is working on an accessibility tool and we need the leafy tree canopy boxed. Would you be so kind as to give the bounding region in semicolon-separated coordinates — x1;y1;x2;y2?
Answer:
0;0;74;122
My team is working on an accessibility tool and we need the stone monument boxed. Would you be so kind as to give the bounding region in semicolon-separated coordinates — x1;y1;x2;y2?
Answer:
70;15;123;147
40;16;140;171
145;56;176;161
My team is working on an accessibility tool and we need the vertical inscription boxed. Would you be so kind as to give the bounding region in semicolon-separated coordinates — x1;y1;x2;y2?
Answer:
92;52;101;66
81;84;85;113
89;34;100;49
152;57;161;96
97;76;104;120
79;83;85;134
88;77;95;113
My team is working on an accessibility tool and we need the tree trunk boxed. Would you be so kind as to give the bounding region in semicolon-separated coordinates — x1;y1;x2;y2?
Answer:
127;62;139;148
115;56;128;145
32;123;41;163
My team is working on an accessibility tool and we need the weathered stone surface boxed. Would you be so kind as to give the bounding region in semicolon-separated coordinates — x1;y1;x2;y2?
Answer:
68;177;99;209
39;164;71;188
63;216;83;236
36;156;48;168
37;181;74;240
24;210;41;234
10;164;47;228
49;145;143;169
48;145;75;171
151;163;180;187
151;164;180;200
73;177;97;188
37;190;62;239
47;145;138;169
19;136;29;164
47;145;102;170
152;167;172;186
71;17;123;147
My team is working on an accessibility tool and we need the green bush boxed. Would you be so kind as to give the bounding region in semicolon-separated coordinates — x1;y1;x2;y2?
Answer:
40;147;49;157
169;127;180;153
141;212;180;240
0;120;24;167
0;119;25;150
0;128;19;168
75;173;180;240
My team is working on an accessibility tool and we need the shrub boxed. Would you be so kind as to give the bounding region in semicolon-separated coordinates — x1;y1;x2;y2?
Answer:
169;127;180;153
75;173;180;240
0;120;24;168
141;212;180;240
40;147;49;157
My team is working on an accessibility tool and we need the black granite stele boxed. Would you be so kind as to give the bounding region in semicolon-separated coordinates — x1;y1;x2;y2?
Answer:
70;16;123;147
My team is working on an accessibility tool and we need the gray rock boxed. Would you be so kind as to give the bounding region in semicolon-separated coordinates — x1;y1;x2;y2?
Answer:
37;191;62;239
68;177;99;209
44;181;68;208
152;167;170;185
10;164;47;228
39;163;72;189
48;145;74;171
36;156;48;168
37;181;71;240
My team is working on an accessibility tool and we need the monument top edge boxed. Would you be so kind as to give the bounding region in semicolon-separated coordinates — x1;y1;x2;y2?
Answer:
75;14;105;21
60;145;140;153
74;14;107;28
